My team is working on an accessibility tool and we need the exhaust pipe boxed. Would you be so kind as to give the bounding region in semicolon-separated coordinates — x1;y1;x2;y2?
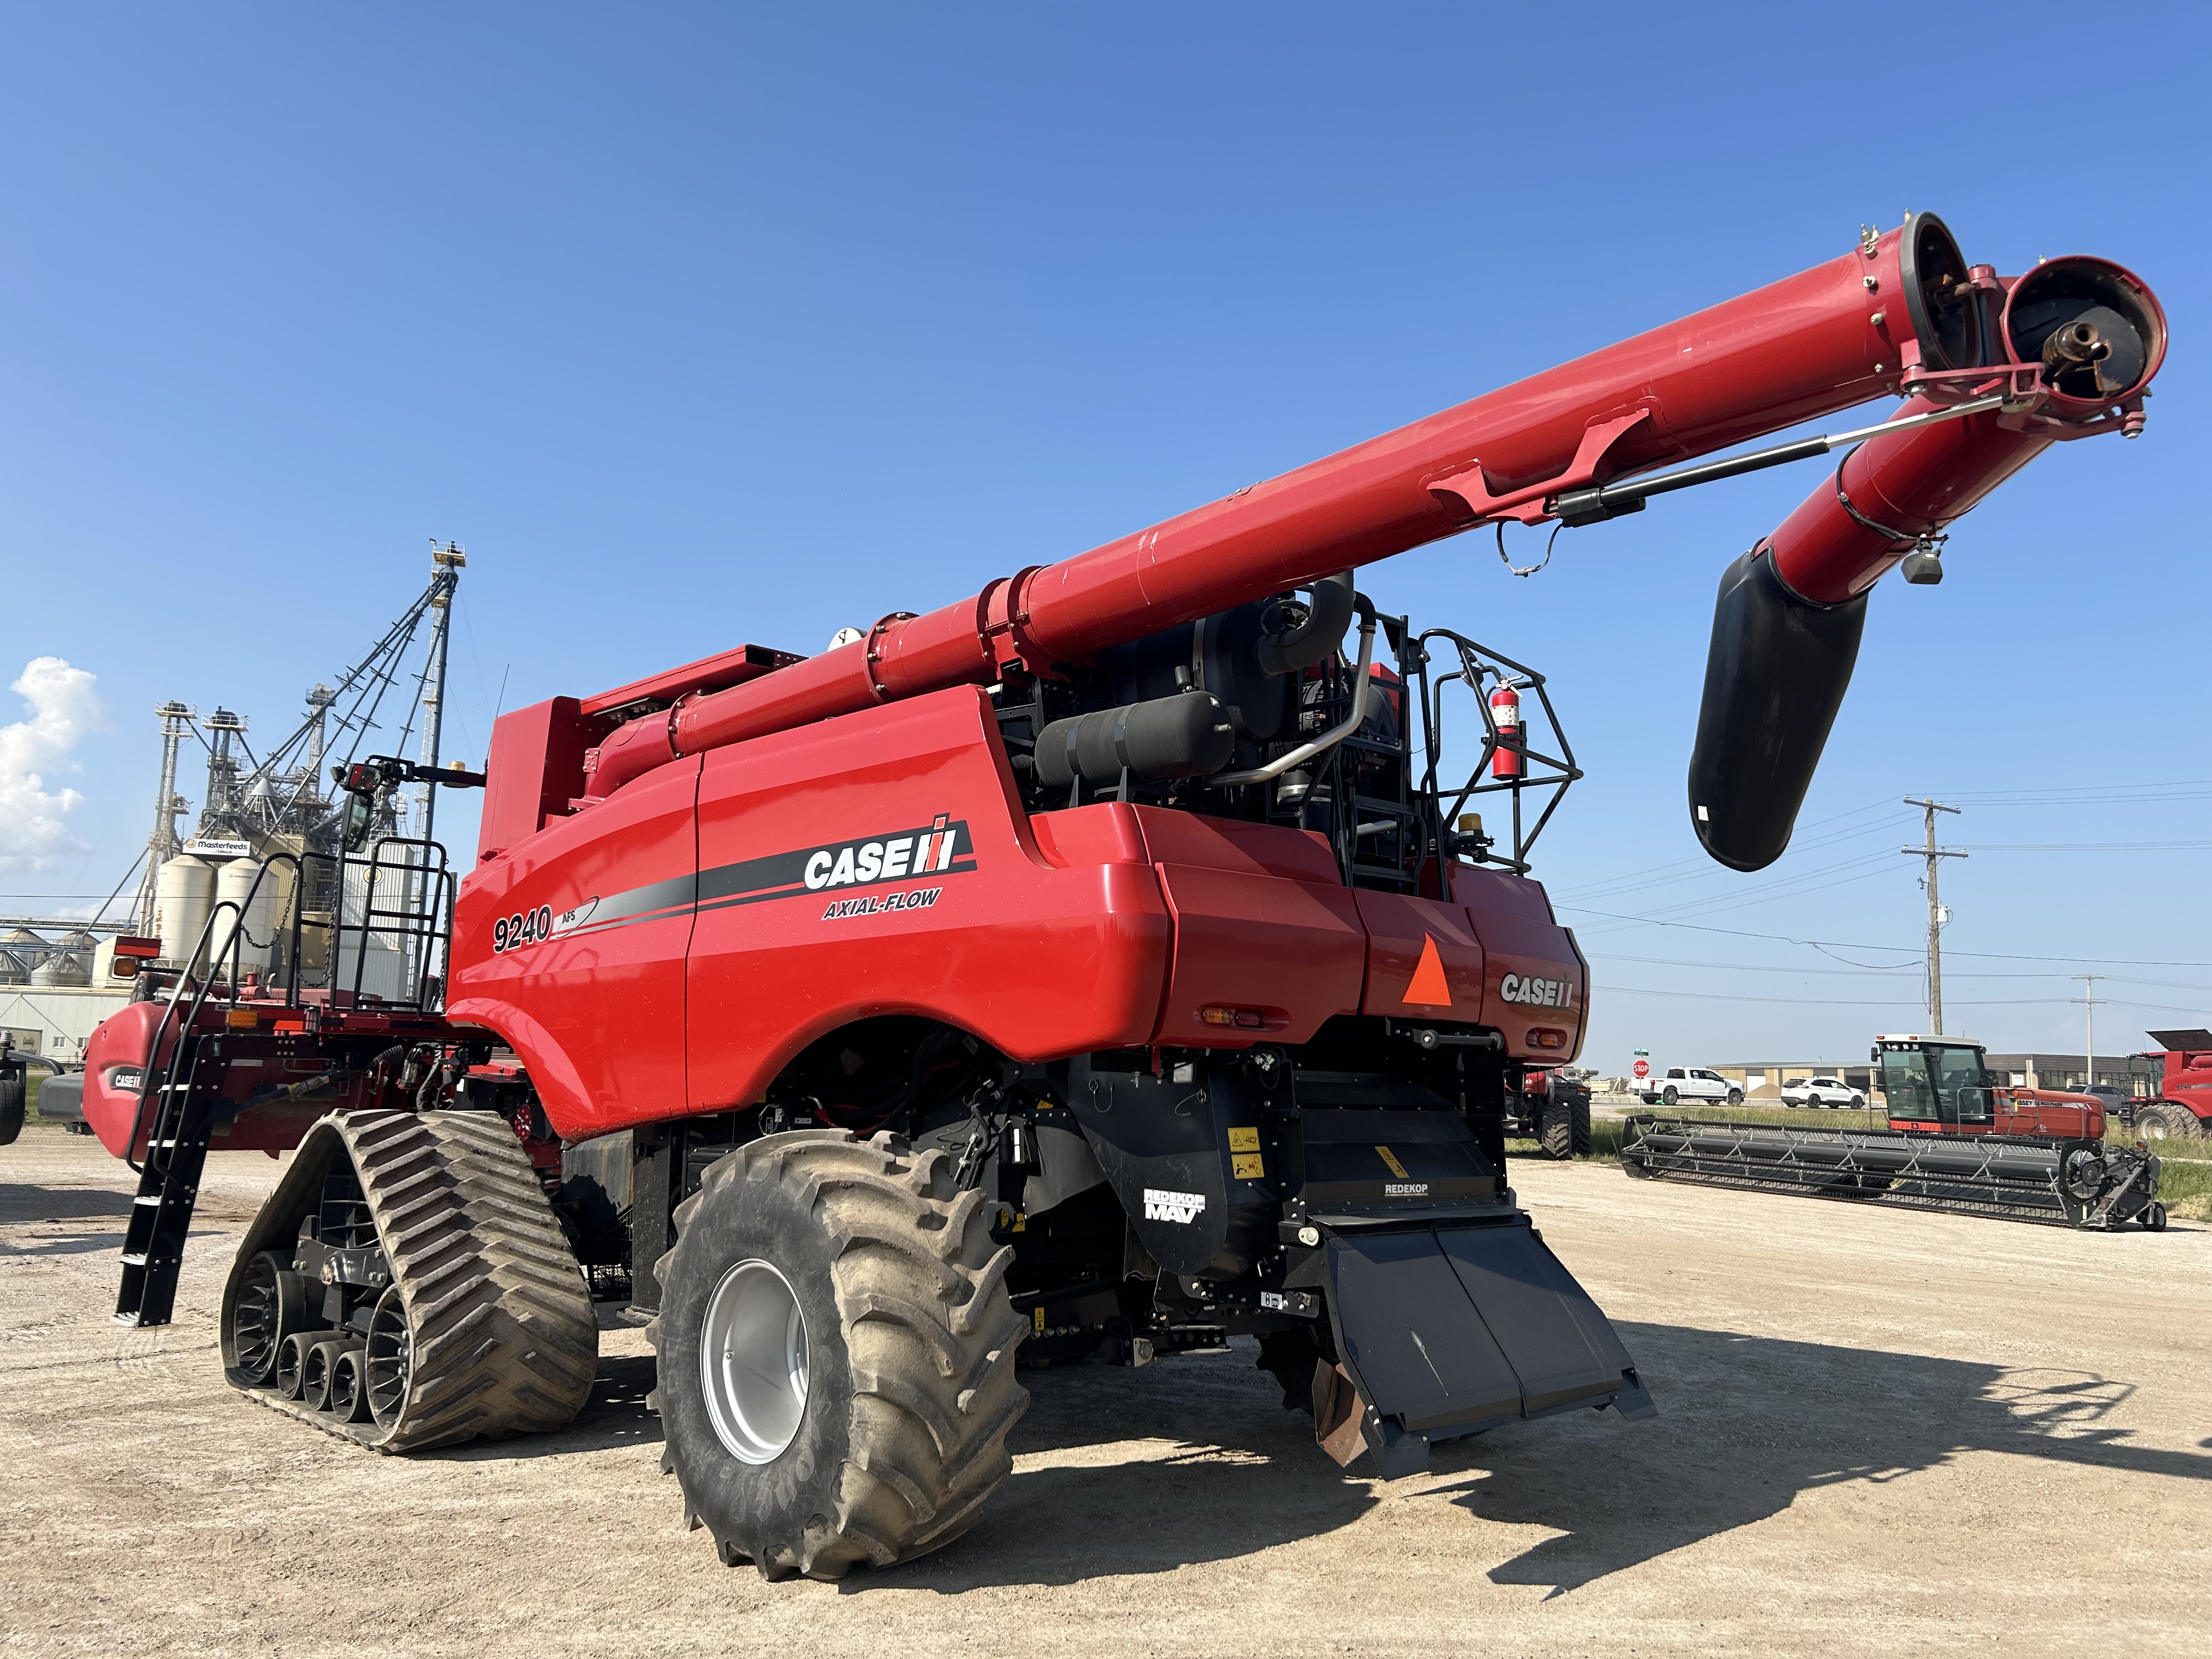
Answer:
1690;249;2166;870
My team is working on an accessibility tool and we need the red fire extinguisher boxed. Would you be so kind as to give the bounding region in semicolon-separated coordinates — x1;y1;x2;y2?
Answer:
1490;679;1525;780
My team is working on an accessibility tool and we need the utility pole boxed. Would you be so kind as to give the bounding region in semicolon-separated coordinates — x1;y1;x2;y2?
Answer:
2074;974;2100;1091
1901;798;1965;1035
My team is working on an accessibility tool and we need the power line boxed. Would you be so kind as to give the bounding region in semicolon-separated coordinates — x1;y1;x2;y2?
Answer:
1556;906;2212;968
1579;951;2212;990
1594;983;2212;1015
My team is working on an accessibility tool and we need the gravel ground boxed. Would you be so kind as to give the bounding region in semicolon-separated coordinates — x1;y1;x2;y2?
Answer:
3;1128;2207;1657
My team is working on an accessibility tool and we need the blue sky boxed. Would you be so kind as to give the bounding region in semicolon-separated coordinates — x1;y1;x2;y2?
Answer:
3;4;2204;1071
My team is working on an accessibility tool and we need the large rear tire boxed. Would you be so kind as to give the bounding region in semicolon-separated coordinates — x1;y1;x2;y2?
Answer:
1537;1086;1594;1159
652;1130;1029;1582
0;1070;25;1146
2133;1102;2201;1141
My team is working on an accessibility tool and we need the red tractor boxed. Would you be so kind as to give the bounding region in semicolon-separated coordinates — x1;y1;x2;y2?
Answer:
75;214;2166;1578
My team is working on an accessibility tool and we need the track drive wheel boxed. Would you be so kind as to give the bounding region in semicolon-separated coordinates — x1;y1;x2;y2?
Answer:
652;1130;1029;1582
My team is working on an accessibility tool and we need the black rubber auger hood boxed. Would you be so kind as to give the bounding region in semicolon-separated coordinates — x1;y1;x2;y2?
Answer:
1688;547;1869;872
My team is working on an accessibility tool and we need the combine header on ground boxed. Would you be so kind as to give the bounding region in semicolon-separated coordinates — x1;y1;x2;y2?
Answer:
69;212;2168;1580
1620;1035;2166;1230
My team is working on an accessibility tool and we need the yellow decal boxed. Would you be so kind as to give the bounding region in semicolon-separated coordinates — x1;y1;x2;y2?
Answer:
1032;1306;1046;1333
1232;1153;1266;1180
1375;1146;1409;1178
1227;1126;1261;1153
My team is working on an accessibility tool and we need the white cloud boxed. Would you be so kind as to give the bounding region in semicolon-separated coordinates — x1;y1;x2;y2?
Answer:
0;657;106;873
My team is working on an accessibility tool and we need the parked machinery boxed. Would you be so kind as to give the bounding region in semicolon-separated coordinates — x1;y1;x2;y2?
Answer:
73;213;2168;1578
2123;1031;2212;1140
1620;1034;2165;1230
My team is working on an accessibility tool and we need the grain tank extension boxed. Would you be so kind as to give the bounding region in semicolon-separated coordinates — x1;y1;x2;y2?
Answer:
72;213;2167;1581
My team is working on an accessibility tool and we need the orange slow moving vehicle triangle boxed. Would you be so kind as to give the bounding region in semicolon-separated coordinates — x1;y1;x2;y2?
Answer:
1403;934;1452;1007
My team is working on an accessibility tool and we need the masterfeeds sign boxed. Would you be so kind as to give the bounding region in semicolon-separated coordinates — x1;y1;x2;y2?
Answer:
1498;972;1576;1009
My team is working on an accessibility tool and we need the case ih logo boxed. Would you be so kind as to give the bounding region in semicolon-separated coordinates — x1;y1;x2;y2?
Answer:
803;816;966;890
1499;972;1576;1009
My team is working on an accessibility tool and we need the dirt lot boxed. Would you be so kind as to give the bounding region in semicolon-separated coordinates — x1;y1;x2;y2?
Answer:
3;1129;2207;1657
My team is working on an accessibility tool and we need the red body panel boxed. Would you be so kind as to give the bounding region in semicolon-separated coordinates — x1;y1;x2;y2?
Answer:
1889;1088;2104;1138
448;686;1589;1138
1455;864;1589;1060
77;997;431;1157
681;691;1170;1116
1150;862;1364;1046
450;757;702;1130
1353;891;1485;1019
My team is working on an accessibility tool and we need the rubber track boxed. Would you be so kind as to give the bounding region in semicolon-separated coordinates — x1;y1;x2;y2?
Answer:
228;1109;598;1451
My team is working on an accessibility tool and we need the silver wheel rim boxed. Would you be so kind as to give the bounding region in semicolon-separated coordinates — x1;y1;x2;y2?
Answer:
699;1258;810;1465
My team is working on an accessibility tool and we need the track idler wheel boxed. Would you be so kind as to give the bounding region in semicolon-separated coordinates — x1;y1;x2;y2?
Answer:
652;1130;1030;1582
330;1350;374;1423
275;1331;323;1400
302;1339;360;1413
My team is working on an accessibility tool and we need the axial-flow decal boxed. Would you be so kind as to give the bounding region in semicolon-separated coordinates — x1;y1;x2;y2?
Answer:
489;814;974;954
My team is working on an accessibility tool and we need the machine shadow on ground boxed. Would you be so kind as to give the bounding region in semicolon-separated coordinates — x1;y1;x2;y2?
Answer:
842;1322;2212;1595
1436;1320;2212;1596
0;1183;136;1224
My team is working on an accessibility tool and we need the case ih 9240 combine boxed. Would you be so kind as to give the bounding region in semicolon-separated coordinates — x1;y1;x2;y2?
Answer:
70;214;2165;1579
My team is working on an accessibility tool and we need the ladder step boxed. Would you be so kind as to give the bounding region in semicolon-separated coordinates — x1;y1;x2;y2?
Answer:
121;1252;147;1266
133;1196;160;1207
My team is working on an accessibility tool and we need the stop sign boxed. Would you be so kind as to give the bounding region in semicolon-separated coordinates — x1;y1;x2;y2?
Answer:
1632;1059;1650;1079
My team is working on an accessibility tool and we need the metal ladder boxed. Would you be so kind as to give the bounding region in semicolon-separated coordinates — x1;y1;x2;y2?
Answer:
114;1031;221;1328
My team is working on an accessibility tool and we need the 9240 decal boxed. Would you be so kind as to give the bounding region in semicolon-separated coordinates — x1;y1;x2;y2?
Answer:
493;906;555;952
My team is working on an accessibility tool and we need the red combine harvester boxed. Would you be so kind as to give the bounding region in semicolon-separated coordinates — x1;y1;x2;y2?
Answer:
1620;1035;2165;1229
2124;1031;2212;1140
74;215;2166;1578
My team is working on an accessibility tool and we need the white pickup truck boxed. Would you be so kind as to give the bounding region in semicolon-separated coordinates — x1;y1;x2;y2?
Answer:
1637;1066;1742;1107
